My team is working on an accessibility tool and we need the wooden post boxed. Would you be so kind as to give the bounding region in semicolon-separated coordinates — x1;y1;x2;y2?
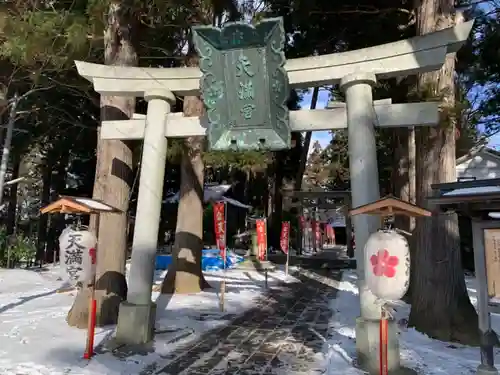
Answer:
298;199;303;255
285;246;290;277
220;279;225;312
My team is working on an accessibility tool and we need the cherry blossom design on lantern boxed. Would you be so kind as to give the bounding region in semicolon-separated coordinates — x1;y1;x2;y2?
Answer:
370;249;399;278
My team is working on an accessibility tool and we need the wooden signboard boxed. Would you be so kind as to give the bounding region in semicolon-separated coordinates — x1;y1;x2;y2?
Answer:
484;228;500;300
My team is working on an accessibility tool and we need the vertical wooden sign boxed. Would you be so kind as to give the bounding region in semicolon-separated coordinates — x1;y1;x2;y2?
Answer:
484;228;500;300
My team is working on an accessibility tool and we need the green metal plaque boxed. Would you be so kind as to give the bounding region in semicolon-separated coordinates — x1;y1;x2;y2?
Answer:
192;18;290;151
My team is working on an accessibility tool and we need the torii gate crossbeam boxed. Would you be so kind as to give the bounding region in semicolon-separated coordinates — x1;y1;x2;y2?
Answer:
100;101;439;140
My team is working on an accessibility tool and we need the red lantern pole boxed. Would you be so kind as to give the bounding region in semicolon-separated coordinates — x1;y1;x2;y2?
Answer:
84;246;97;360
379;307;389;375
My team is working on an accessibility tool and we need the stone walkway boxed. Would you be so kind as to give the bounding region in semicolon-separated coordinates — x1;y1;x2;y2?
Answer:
140;269;343;375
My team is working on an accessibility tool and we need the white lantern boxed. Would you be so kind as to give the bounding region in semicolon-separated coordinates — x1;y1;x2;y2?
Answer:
59;228;97;285
364;230;410;301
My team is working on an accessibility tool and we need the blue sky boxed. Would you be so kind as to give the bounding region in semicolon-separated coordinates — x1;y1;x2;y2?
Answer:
490;134;500;149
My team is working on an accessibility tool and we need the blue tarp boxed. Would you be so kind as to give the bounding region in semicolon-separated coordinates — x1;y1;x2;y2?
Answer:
155;249;245;271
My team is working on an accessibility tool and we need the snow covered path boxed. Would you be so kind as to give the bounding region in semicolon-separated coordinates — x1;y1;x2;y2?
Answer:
1;265;498;374
135;270;345;375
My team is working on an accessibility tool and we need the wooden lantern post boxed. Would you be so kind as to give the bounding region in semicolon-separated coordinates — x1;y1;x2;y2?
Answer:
40;196;120;360
349;195;431;375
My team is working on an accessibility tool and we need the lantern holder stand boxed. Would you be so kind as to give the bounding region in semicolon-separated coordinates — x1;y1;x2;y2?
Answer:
349;195;431;375
40;196;121;361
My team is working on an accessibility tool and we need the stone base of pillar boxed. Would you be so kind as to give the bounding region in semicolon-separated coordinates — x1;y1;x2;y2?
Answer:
115;301;157;345
355;316;400;374
477;365;499;375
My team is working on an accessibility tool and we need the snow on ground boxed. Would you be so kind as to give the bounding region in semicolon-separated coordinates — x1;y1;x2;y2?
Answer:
0;265;497;375
0;265;296;375
328;270;500;375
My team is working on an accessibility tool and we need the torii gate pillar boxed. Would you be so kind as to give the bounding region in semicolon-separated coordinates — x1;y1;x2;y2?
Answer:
115;89;175;345
341;72;382;314
341;72;401;372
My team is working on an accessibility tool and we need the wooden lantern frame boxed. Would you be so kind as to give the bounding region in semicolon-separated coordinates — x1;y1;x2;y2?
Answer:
40;195;120;215
349;195;431;219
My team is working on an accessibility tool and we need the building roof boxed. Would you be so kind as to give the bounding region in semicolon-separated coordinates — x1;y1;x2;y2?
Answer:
456;144;500;165
429;178;500;215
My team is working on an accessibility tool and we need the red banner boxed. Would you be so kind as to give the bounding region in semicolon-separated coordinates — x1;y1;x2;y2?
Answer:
213;202;226;258
280;221;290;254
299;216;305;229
311;220;321;249
256;219;267;261
311;219;317;248
315;222;322;245
326;224;335;244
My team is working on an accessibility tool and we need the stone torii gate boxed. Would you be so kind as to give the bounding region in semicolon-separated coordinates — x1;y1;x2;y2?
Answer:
75;20;472;372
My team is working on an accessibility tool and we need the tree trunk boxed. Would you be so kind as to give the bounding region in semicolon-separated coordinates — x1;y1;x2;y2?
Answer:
36;155;53;264
394;128;416;231
4;154;20;268
67;1;137;328
294;87;319;191
244;169;251;204
409;0;479;344
394;127;417;299
266;166;273;217
269;153;284;248
161;52;211;294
6;154;20;236
46;149;70;263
